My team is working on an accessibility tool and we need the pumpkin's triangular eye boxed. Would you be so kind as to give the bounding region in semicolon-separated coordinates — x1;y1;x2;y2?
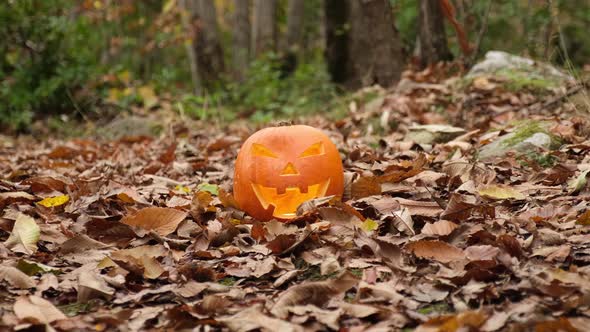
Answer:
252;143;278;158
298;142;324;158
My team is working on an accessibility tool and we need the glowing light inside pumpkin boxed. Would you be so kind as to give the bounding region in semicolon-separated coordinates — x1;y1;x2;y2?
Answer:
251;179;331;218
280;162;299;176
252;143;278;158
298;142;324;158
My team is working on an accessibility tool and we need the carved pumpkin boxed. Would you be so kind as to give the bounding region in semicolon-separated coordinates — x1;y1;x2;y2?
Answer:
233;125;344;221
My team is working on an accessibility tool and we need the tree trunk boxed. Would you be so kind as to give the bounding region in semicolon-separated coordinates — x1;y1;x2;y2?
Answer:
286;0;305;50
179;0;202;95
232;0;250;81
252;0;277;56
193;0;225;89
326;0;404;89
324;0;349;84
417;0;452;66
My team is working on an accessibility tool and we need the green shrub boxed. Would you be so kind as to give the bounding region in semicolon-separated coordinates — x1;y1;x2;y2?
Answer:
176;53;339;123
229;53;338;121
0;0;98;130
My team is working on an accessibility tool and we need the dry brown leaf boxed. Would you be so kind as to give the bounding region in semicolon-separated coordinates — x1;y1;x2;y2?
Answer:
394;198;444;217
121;207;187;236
0;191;36;209
0;266;35;289
351;176;382;199
533;317;578;332
77;270;115;302
405;240;465;263
441;193;494;221
418;310;488;332
4;213;40;255
59;234;109;254
219;305;303;332
271;271;358;318
464;245;501;261
421;220;458;236
14;295;67;324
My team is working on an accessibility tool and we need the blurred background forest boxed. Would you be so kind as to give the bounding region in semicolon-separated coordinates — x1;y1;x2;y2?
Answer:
1;0;589;132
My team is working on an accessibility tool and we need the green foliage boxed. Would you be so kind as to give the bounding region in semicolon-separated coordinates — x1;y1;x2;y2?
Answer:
3;0;590;132
177;54;338;123
520;151;559;168
218;276;236;286
230;54;338;122
501;121;552;147
496;69;558;92
0;0;99;130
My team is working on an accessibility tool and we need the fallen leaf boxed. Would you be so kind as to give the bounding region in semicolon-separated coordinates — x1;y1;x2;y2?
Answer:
0;266;35;289
0;191;36;209
576;210;590;225
534;317;578;332
360;218;379;233
37;194;70;207
5;213;40;255
219;305;303;332
121;207;187;236
351;176;381;199
197;183;219;195
271;271;358;318
14;295;67;324
77;270;115;302
405;240;465;263
478;185;525;200
421;220;458;236
16;260;59;276
137;85;158;109
464;245;501;261
418;310;487;332
567;169;589;194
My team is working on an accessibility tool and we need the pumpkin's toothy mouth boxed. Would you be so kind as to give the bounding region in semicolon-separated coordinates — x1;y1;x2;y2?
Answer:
251;179;331;219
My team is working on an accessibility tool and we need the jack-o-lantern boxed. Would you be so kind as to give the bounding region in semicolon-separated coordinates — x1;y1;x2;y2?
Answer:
233;125;344;221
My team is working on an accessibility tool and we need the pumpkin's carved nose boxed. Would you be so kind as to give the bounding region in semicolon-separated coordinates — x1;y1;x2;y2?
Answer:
280;162;299;176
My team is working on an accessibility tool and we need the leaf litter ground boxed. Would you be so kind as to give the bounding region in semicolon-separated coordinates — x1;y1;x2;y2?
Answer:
1;65;590;331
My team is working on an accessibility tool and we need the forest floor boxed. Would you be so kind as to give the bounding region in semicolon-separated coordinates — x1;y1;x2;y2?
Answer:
1;61;590;331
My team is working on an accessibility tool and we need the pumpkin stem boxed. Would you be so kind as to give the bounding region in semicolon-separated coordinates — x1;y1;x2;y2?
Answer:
276;121;294;127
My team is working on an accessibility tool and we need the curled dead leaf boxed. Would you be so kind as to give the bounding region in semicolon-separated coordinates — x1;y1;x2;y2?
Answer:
405;240;465;263
14;295;66;324
421;220;458;236
121;207;187;236
271;271;359;318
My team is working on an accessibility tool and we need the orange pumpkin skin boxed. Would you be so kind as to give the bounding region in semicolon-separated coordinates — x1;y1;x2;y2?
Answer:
233;125;344;221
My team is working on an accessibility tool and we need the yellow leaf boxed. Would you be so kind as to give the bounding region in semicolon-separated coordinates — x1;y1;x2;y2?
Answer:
97;257;117;269
117;192;135;203
38;195;70;208
361;218;378;233
163;0;176;13
107;88;122;103
478;185;525;200
137;85;158;109
175;184;191;194
117;70;131;84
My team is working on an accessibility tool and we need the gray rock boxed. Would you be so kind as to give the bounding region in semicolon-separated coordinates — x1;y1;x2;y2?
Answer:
97;116;163;140
467;51;573;82
479;130;555;160
405;124;467;144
